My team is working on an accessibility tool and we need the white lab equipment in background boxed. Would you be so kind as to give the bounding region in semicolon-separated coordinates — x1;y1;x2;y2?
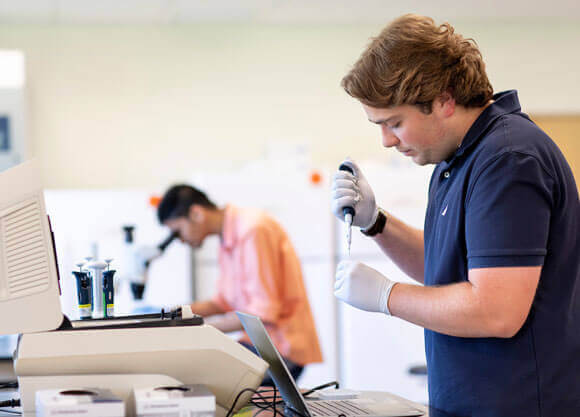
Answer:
0;50;26;172
43;189;193;319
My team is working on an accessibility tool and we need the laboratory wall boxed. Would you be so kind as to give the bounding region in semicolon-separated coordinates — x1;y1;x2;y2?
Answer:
0;19;578;189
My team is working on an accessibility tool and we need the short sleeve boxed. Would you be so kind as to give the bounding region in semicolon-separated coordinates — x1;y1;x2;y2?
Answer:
466;151;554;269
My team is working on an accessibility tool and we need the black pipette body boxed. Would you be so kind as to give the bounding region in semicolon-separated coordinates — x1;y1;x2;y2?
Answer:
339;163;356;219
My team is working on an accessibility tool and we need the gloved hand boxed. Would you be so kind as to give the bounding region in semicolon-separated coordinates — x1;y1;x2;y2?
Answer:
334;260;396;315
331;159;378;229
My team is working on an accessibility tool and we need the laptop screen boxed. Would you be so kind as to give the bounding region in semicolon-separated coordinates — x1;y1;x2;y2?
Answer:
236;311;311;417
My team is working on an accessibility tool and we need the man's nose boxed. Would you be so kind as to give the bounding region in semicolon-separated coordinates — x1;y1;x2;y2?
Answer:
381;126;399;148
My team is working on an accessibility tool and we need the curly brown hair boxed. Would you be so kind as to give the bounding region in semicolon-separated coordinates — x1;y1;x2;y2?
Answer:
341;14;493;112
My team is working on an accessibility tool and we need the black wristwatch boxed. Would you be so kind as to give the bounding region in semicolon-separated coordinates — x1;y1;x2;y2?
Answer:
361;208;387;237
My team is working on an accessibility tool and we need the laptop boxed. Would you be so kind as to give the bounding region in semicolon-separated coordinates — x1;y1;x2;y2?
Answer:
236;311;424;417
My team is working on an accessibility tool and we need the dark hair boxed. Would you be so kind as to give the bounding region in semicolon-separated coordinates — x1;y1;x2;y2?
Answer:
157;184;217;224
341;14;493;111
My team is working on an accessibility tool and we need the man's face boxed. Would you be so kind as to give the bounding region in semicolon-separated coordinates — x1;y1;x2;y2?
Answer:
164;214;208;249
362;99;456;165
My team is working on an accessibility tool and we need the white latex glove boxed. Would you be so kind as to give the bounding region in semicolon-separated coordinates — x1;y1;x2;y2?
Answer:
334;260;396;315
331;159;378;229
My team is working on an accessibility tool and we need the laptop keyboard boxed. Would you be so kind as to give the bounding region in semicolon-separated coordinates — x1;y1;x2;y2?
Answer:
307;400;372;416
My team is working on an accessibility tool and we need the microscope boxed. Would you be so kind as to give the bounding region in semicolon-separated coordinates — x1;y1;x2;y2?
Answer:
122;225;178;301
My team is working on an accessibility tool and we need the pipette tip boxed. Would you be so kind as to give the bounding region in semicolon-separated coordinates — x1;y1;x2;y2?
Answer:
345;214;353;257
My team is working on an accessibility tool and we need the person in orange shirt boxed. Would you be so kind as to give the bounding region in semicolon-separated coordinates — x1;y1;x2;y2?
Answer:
157;184;323;384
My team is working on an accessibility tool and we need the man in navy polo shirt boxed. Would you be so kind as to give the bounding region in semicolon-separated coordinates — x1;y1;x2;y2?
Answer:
331;14;580;417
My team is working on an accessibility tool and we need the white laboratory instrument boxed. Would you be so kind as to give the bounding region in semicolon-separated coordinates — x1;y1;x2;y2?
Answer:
133;384;215;417
36;388;125;417
84;260;108;318
0;161;268;417
121;225;178;302
15;322;266;417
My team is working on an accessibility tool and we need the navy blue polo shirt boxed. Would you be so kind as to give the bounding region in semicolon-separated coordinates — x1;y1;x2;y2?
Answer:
423;90;580;417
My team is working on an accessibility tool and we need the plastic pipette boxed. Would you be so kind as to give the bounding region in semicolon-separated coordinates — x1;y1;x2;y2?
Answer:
339;163;355;255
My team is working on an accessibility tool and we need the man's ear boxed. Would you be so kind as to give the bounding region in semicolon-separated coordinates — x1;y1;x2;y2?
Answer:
189;204;205;223
437;91;456;118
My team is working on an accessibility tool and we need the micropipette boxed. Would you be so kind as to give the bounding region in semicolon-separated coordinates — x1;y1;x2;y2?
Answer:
339;163;355;255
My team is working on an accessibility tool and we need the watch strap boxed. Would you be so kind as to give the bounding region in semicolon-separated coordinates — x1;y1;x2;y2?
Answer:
361;208;387;237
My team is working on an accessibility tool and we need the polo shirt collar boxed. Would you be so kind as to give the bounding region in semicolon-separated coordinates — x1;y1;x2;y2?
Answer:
447;90;521;166
221;204;237;250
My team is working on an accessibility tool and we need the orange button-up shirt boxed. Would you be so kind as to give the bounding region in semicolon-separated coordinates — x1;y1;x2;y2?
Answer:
212;205;322;366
